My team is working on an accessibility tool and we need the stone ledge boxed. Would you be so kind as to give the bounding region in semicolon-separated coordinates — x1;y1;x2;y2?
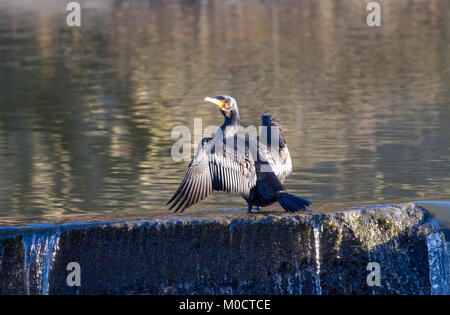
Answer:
0;202;447;294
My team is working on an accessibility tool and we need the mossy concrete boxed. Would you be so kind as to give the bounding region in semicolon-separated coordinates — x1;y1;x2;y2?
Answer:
0;203;441;294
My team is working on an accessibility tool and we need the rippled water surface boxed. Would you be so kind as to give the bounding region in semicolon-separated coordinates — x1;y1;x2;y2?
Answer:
0;0;449;220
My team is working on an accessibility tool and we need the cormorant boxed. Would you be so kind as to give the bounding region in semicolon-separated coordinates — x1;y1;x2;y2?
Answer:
166;95;311;213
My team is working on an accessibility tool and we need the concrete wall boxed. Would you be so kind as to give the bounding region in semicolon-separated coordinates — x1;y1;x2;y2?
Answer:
0;203;447;294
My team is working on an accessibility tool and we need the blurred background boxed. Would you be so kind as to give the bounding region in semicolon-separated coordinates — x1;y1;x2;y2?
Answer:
0;0;449;222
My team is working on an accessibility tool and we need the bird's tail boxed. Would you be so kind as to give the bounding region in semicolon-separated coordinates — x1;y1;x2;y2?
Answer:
275;192;311;212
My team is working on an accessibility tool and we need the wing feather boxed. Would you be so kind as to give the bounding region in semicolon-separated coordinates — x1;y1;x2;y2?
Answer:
167;137;257;212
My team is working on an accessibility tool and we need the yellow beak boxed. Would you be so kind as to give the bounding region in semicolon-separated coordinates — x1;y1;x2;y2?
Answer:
204;97;224;108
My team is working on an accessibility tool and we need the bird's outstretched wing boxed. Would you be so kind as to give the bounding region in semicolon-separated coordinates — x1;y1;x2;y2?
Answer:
166;137;257;213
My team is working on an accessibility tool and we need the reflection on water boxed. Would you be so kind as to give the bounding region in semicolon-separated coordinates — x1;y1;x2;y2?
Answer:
0;0;449;220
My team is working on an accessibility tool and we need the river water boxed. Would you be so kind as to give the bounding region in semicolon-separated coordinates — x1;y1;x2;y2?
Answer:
0;0;449;221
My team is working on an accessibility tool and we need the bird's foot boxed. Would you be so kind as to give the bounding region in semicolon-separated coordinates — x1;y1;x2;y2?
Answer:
247;206;260;214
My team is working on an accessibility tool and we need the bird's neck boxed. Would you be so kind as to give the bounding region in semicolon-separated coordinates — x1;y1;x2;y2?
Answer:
220;109;240;137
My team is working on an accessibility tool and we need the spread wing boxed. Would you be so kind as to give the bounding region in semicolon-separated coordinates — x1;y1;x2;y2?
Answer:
166;137;257;212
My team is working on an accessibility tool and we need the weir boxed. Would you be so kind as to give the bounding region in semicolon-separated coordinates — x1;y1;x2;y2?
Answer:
0;202;448;294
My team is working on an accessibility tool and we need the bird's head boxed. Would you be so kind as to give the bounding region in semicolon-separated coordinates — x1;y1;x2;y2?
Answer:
204;95;238;118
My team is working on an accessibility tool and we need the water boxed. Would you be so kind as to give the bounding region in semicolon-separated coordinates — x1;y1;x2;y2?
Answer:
427;230;450;295
22;232;61;294
0;0;449;221
313;223;322;295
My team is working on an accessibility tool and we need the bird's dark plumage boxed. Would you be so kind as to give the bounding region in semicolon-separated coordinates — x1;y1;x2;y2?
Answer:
167;95;311;213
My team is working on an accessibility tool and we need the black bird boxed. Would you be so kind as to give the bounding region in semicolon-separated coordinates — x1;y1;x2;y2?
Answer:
166;95;311;213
